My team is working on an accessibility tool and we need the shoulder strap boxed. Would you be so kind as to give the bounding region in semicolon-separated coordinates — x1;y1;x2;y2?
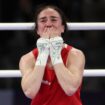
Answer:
61;44;72;65
67;44;72;51
32;48;38;59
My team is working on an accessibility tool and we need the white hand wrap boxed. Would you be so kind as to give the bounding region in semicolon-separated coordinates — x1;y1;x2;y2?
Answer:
36;38;50;66
50;36;64;65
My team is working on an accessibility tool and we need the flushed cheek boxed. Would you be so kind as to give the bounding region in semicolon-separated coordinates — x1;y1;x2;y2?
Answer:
37;24;44;30
37;29;43;36
37;25;44;35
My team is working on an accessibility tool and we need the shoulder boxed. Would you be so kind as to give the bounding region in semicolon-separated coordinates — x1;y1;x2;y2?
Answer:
70;47;85;58
67;46;85;67
19;48;37;64
20;51;35;64
65;44;85;58
19;51;35;75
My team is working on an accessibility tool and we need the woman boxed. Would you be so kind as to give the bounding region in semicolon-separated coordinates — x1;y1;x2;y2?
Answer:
19;4;85;105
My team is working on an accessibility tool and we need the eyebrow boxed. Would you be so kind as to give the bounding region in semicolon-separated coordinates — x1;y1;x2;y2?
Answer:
38;16;59;20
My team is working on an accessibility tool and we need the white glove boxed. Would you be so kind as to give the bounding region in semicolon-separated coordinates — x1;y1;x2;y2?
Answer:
50;36;64;65
35;38;50;66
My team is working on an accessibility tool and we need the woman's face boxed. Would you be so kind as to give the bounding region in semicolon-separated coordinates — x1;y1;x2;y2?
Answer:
36;8;64;38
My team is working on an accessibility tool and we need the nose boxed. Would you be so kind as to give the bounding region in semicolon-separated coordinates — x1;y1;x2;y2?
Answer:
45;20;53;27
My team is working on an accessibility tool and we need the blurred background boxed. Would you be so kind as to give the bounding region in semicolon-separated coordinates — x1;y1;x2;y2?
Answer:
0;0;105;105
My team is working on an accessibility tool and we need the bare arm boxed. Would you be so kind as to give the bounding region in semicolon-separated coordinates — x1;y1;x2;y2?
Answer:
53;47;85;96
19;51;45;99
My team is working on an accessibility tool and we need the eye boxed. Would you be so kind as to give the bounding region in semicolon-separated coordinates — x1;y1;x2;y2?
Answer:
40;19;46;23
51;19;57;22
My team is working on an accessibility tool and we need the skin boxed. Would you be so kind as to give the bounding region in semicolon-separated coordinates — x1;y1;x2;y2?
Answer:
19;8;85;99
37;8;64;38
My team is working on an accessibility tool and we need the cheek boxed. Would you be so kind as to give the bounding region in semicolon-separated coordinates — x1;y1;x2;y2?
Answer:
57;22;64;31
60;24;64;33
37;25;44;35
61;26;64;33
58;25;64;33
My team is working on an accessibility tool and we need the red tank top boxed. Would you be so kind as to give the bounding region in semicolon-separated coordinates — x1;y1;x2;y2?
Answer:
31;44;82;105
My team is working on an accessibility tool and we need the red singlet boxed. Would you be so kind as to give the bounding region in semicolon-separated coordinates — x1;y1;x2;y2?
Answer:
31;44;82;105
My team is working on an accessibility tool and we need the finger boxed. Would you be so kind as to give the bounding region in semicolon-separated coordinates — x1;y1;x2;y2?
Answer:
42;27;49;38
50;27;60;38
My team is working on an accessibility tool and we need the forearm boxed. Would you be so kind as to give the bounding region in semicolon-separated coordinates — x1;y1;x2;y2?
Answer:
22;37;50;99
49;36;78;95
21;66;45;99
54;64;82;96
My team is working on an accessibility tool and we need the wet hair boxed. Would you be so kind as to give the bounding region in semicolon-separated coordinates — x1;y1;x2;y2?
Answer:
34;4;68;35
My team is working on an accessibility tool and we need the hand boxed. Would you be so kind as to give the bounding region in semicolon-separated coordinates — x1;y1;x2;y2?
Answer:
50;36;64;65
36;38;50;66
41;27;62;38
41;27;50;39
48;27;62;38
